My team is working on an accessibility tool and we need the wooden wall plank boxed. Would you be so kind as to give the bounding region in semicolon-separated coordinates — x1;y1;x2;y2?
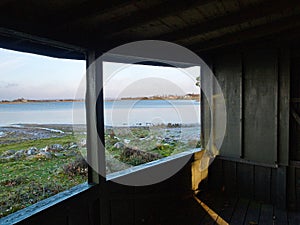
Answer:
276;166;287;209
290;56;300;161
12;185;99;225
214;51;242;158
88;199;100;225
237;163;254;198
208;158;223;191
223;160;237;195
254;166;271;202
287;166;297;210
296;168;300;209
243;48;278;165
270;168;277;205
201;55;213;150
110;199;134;225
68;197;90;225
278;47;290;166
132;199;159;225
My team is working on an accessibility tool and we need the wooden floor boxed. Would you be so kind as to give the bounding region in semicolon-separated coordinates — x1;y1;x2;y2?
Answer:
159;191;300;225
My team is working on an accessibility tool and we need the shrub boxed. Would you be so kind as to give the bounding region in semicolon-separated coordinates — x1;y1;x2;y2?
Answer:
62;156;88;177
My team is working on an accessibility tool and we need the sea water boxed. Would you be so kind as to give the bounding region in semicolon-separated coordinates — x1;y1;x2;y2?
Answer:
0;100;200;126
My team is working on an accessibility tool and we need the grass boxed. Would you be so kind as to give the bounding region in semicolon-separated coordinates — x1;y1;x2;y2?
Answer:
105;127;201;166
0;126;201;218
0;135;87;218
0;135;76;154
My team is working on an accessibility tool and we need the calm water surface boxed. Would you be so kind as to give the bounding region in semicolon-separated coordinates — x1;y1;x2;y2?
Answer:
0;100;200;126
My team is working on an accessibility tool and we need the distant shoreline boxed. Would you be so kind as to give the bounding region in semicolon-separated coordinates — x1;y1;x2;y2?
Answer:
0;96;200;104
0;99;84;104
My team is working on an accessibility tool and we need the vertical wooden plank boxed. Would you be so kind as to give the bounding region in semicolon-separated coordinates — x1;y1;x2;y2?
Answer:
223;160;237;195
201;55;213;149
22;203;68;225
289;52;300;210
270;168;277;205
214;51;242;158
276;166;287;209
89;198;101;225
68;197;90;225
110;199;134;225
254;166;271;202
134;195;161;225
208;158;223;191
237;163;254;198
278;46;290;166
287;166;297;210
86;51;100;184
87;51;110;225
296;168;300;209
290;56;300;161
243;48;278;165
259;204;274;225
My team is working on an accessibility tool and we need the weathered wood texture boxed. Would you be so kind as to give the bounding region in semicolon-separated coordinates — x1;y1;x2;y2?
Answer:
194;190;298;225
202;46;290;165
214;52;242;158
201;45;291;208
12;184;101;225
291;55;300;161
15;186;300;225
243;48;278;165
288;49;300;210
208;157;290;208
278;47;290;166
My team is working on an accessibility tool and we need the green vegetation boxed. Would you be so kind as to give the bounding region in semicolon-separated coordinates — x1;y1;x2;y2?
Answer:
0;125;201;218
105;126;201;167
0;135;76;155
0;135;87;218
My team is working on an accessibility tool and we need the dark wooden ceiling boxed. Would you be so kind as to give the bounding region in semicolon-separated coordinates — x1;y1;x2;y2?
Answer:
0;0;300;59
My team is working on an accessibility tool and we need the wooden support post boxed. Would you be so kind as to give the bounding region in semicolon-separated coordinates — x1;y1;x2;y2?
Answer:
86;51;110;224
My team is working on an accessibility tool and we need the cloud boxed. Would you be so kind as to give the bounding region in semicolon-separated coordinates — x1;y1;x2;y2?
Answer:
0;81;19;88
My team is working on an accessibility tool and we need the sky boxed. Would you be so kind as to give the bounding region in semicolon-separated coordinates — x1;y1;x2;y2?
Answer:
103;62;200;99
0;48;200;100
0;48;85;100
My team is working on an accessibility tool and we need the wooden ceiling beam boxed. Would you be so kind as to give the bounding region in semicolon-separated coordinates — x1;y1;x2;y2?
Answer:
100;0;213;37
188;14;300;52
0;27;85;59
153;0;300;42
43;0;133;29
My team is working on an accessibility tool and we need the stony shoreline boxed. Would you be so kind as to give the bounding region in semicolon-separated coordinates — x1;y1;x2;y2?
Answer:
0;123;201;171
0;124;85;145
